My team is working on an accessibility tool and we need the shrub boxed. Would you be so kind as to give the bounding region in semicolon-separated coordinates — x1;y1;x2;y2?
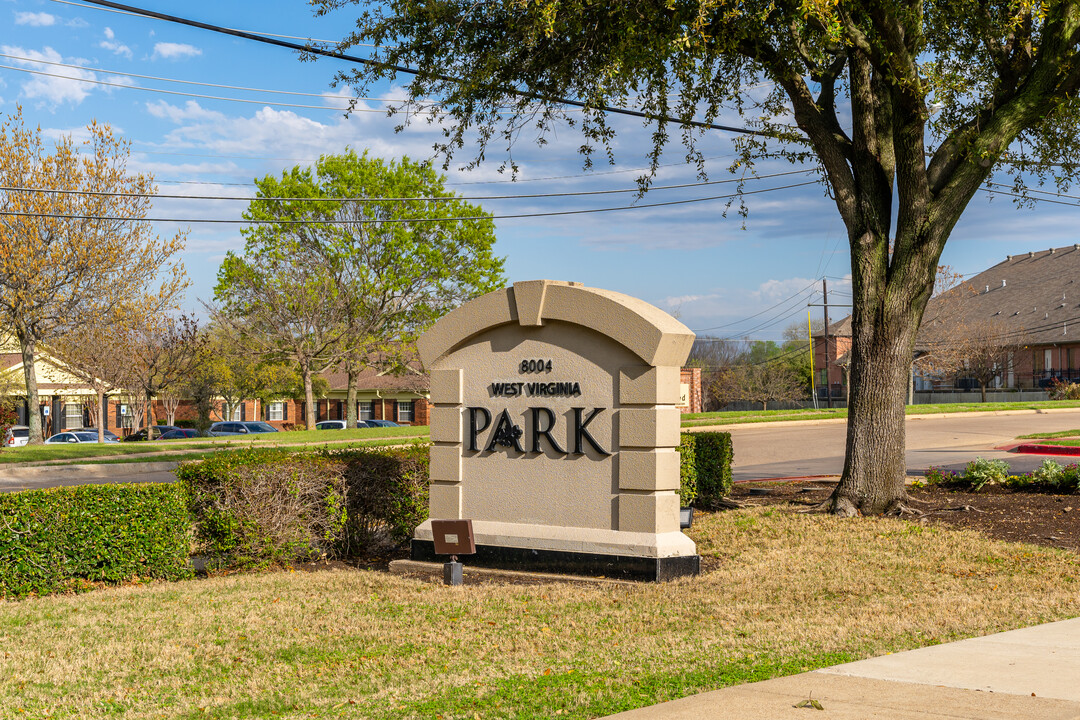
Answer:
678;434;698;506
1032;459;1066;488
962;457;1011;491
178;448;342;568
179;446;429;569
923;466;956;486
337;445;429;548
0;483;193;598
679;432;733;508
1048;379;1080;400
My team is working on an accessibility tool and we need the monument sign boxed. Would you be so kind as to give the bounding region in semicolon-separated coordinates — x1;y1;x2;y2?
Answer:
413;280;700;580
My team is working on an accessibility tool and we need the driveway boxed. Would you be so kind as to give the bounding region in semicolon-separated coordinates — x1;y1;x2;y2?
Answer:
710;408;1080;481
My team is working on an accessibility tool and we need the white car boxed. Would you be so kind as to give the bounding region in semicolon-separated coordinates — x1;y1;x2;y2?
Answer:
4;425;29;447
315;420;348;430
45;431;120;444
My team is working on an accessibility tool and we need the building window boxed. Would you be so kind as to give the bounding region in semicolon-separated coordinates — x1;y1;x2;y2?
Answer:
65;403;83;428
230;404;242;421
358;401;373;421
397;400;414;423
269;402;284;421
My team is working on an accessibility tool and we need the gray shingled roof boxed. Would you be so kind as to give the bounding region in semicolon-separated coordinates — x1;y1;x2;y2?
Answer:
818;245;1080;348
918;245;1080;348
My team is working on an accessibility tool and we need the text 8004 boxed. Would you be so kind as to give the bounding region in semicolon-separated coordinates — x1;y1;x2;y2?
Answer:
519;359;552;373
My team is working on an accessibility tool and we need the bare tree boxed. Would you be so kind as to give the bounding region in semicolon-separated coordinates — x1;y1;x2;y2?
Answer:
709;360;805;411
122;314;203;431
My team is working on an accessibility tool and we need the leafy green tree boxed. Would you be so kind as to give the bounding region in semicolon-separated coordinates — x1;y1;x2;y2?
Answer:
318;1;1080;514
214;150;504;428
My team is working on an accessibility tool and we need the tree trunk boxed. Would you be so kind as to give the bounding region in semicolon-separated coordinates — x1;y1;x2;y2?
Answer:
980;382;988;403
302;366;316;429
146;390;156;429
346;370;358;428
19;337;43;445
827;317;915;515
825;224;941;516
97;390;106;443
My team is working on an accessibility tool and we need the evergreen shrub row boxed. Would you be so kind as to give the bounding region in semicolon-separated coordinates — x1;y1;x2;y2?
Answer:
679;431;734;508
177;446;429;569
0;483;193;598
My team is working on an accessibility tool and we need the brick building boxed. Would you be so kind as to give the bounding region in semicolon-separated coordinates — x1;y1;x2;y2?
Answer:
814;245;1080;395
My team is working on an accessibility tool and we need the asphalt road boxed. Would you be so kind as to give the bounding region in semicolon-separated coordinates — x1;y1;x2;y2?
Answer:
713;408;1080;481
0;461;179;493
4;409;1080;491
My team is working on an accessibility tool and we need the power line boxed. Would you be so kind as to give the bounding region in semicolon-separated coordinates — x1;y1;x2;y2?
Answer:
0;63;365;112
0;180;818;225
71;0;782;139
47;0;370;47
0;52;399;103
0;169;815;203
693;280;819;333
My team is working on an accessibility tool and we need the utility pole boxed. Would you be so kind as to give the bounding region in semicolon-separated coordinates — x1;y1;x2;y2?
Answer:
822;278;832;408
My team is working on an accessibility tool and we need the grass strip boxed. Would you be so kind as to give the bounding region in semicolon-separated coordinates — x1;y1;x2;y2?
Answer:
0;427;430;465
681;399;1080;427
2;506;1078;719
1017;429;1080;440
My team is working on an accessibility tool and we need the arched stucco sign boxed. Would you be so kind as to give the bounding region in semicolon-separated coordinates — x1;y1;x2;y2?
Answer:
413;280;700;581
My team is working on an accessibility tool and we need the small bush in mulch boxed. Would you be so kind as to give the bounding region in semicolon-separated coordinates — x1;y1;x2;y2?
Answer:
177;446;428;571
924;457;1080;494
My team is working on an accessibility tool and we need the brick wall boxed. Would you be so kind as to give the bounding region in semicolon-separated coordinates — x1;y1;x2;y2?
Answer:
679;367;703;413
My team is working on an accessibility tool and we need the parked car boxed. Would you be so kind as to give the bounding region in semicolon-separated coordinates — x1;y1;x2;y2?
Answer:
77;428;120;441
159;428;201;440
123;425;181;442
315;420;349;430
363;419;401;428
4;425;29;447
208;421;279;436
45;431;120;444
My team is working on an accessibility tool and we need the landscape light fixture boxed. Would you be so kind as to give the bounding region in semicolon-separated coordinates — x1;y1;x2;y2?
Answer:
680;506;695;530
430;519;476;586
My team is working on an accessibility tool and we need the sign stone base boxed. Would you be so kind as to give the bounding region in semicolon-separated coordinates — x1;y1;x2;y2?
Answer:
410;540;700;582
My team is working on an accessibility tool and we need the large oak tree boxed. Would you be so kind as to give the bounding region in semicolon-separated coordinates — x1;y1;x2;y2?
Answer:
316;0;1080;514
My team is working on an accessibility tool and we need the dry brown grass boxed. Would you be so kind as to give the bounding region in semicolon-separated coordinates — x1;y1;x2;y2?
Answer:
1;506;1078;719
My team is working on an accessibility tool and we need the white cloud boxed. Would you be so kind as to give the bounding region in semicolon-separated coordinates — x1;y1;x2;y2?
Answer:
14;12;55;26
99;27;132;58
153;42;201;60
0;45;96;105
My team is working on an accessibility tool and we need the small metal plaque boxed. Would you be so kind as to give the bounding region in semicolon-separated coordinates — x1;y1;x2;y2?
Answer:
431;519;476;556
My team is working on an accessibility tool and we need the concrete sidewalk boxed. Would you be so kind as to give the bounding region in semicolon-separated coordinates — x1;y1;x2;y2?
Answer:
604;618;1080;719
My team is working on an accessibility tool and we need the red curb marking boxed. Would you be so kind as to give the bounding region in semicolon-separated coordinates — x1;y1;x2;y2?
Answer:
1011;444;1080;456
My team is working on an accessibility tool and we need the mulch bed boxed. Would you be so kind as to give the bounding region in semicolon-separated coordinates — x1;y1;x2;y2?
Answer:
731;480;1080;553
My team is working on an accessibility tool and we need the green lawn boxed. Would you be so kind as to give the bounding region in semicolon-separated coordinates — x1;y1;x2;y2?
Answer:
0;425;429;464
681;399;1080;427
2;506;1078;719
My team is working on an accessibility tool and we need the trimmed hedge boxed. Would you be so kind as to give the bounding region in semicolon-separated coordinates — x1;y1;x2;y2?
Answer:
0;483;193;598
178;446;429;569
679;432;734;508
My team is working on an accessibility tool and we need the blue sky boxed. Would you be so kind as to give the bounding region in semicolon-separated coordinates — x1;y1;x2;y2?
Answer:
2;0;1074;341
